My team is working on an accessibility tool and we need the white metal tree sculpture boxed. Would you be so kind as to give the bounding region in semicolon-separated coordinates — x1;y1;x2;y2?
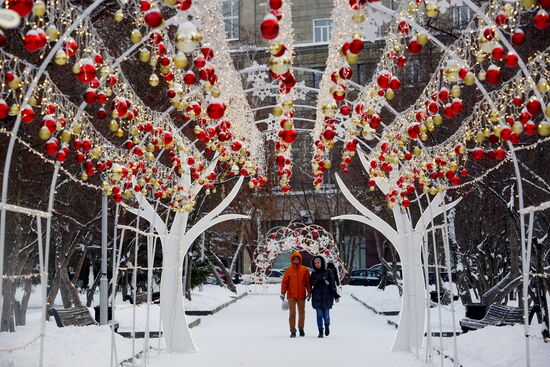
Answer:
333;152;461;352
124;166;248;353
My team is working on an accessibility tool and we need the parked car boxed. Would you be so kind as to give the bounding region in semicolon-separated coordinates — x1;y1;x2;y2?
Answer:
368;263;402;278
349;265;399;286
349;269;385;286
265;269;284;284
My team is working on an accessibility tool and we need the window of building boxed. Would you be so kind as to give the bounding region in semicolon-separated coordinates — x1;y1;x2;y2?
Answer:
406;59;421;86
313;67;324;88
223;0;239;40
453;5;472;29
358;64;367;85
313;19;332;43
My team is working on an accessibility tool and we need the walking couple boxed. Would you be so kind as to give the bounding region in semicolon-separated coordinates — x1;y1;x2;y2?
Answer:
280;251;340;338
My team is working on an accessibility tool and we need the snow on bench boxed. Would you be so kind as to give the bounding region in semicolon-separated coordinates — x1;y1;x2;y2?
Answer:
460;304;530;332
49;306;118;331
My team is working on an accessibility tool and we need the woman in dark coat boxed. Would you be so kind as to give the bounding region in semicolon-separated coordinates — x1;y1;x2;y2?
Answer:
309;255;340;338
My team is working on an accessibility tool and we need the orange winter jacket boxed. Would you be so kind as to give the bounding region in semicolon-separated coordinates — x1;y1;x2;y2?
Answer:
281;252;312;299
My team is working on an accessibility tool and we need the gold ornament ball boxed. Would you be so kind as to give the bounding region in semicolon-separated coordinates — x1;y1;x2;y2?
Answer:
130;29;142;44
416;33;429;45
139;48;151;63
149;74;160;87
451;85;461;98
38;126;51;140
477;70;486;81
46;25;60;40
173;52;188;68
407;3;419;14
60;130;72;142
352;11;365;23
521;0;536;9
425;3;439;17
536;79;549;93
346;52;359;64
114;9;124;22
538;121;550;137
273;106;283;117
7;77;21;90
512;121;524;134
33;1;46;17
385;89;395;100
116;128;124;138
269;42;283;55
464;72;476;86
282;99;294;110
72;63;81;74
54;50;68;65
72;123;82;135
109;120;119;132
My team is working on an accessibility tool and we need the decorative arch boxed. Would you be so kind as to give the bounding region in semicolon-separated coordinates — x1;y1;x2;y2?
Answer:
252;222;346;284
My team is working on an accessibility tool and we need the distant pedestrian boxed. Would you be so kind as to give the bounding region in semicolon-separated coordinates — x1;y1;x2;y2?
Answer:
280;251;312;338
326;261;340;286
310;256;339;338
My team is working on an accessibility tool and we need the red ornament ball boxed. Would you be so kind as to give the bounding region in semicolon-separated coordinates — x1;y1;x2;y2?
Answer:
24;29;47;53
7;0;34;16
144;8;163;28
261;14;279;40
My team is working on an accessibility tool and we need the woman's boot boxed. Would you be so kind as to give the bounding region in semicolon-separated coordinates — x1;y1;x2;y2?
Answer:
318;328;323;338
325;325;330;336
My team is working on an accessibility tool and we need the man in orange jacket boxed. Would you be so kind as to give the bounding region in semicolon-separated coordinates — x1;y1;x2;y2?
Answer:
280;251;312;338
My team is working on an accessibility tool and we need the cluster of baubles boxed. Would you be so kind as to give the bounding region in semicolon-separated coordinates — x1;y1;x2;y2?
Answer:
261;0;297;193
307;0;550;208
1;0;266;210
363;1;550;208
311;0;376;190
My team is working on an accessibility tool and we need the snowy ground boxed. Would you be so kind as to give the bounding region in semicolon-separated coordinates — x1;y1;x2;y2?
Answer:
0;323;137;367
185;284;248;311
436;324;550;367
350;284;402;313
145;289;425;367
3;285;549;367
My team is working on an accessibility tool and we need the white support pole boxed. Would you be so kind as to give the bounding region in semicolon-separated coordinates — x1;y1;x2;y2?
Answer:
523;211;535;367
442;198;459;367
421;232;433;365
144;229;154;367
131;213;140;366
100;194;109;325
110;204;120;367
36;216;46;367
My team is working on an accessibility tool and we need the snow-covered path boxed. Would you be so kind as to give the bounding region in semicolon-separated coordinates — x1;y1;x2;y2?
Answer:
147;293;424;367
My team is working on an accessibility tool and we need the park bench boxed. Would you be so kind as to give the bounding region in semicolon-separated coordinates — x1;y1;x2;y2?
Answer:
48;306;118;331
460;304;532;333
430;289;459;306
123;291;160;305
